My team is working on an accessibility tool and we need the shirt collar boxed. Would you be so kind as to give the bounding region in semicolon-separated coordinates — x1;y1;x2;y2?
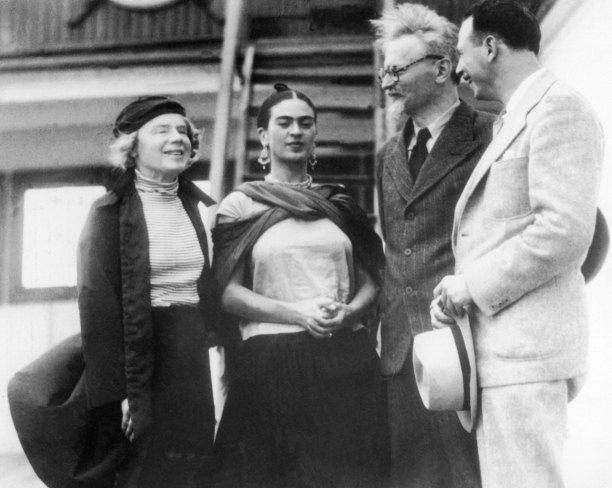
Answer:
505;67;547;115
412;98;460;144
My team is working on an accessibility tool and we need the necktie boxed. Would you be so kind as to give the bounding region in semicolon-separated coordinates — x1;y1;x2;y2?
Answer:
408;128;431;180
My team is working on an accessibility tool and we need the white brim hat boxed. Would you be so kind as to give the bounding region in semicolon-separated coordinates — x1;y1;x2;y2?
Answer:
412;314;477;432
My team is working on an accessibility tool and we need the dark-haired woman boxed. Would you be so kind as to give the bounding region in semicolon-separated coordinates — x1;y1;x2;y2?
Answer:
211;85;389;488
79;96;218;488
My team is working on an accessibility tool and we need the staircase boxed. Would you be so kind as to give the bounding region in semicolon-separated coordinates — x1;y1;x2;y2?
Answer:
233;34;380;218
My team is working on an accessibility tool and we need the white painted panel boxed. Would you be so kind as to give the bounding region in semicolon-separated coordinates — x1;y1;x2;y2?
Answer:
22;186;105;288
540;1;612;486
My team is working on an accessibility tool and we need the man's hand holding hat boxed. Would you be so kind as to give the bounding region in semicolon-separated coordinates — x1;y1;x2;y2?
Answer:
433;275;473;318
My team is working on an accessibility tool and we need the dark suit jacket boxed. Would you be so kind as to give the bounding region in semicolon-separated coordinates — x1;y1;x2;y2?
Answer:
377;100;494;375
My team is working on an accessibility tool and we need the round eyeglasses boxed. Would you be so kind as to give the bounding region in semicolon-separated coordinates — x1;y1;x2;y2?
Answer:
377;55;445;84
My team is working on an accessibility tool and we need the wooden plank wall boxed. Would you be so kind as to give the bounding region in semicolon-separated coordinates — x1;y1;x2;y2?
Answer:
0;0;223;57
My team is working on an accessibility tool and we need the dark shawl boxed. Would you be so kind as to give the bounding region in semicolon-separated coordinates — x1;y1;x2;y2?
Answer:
212;181;384;344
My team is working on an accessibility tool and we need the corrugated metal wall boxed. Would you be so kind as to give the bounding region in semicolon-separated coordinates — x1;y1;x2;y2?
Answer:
0;0;223;56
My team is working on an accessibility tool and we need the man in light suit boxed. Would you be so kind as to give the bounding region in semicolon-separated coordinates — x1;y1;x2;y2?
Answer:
432;1;604;487
372;4;492;487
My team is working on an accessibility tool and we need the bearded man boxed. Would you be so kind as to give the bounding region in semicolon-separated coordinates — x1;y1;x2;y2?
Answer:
372;4;493;487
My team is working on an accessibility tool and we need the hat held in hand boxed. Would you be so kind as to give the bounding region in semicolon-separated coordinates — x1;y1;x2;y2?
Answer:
412;314;477;432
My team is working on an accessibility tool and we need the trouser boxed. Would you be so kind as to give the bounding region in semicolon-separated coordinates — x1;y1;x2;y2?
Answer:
476;380;569;488
386;347;481;488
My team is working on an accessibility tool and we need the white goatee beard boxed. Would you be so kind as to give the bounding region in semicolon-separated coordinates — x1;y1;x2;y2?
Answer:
387;98;409;133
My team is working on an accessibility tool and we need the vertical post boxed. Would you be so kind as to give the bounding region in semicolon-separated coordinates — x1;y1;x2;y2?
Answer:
208;0;245;202
379;0;396;134
0;173;13;304
372;48;385;237
233;43;256;188
372;0;395;236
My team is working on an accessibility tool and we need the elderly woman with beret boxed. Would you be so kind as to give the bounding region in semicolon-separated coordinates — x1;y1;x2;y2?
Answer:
80;96;218;488
9;96;218;488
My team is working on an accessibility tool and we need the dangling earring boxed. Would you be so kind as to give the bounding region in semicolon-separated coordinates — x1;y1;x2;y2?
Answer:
258;145;270;170
308;144;318;170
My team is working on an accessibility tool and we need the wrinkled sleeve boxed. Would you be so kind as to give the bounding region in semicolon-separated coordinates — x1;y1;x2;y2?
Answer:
463;91;604;316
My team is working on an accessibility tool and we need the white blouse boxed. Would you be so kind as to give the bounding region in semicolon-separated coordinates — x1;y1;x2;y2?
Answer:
217;189;360;340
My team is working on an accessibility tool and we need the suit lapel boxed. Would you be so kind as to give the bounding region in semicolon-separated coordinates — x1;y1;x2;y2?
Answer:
406;101;480;208
453;70;558;244
384;122;415;203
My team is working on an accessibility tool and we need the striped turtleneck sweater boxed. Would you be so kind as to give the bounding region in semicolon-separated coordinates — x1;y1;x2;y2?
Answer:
135;170;204;307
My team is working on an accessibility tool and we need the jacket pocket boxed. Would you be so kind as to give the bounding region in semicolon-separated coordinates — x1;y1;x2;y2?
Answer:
483;156;532;221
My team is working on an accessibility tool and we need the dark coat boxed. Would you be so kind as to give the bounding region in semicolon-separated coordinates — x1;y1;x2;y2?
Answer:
78;167;216;436
377;101;494;375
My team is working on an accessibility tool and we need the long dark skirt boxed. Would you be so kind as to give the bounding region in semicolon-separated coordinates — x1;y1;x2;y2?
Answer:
116;305;216;488
212;328;389;488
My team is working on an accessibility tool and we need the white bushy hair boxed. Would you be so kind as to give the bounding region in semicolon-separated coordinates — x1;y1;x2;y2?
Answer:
371;3;459;75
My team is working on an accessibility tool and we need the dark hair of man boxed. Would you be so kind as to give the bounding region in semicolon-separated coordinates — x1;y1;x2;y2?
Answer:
256;83;317;129
466;0;541;55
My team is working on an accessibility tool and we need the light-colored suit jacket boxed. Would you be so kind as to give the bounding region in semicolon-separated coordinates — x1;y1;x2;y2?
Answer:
452;69;604;388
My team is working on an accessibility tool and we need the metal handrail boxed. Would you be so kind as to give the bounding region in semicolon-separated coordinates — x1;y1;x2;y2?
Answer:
208;0;245;204
233;43;256;188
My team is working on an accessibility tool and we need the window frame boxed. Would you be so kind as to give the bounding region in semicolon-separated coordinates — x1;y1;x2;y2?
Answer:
8;167;112;303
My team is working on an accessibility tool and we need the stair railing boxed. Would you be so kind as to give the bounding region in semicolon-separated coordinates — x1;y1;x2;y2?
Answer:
209;0;245;203
233;43;256;188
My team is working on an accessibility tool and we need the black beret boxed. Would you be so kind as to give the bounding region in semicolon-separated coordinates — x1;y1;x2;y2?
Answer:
113;96;186;137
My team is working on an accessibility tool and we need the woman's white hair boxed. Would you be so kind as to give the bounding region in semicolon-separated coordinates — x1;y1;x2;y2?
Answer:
108;116;201;170
371;3;459;73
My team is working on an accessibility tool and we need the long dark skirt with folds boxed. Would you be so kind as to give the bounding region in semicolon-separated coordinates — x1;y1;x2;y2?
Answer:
8;305;215;488
211;328;390;488
116;305;215;488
